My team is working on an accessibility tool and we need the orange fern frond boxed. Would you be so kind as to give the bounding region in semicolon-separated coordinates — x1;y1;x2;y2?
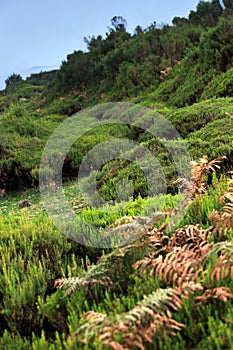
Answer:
196;287;233;307
209;179;233;236
133;245;207;287
74;283;202;350
174;156;226;200
210;254;233;283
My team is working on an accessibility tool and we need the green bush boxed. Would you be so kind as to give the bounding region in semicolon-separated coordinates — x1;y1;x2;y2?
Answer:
187;117;233;160
201;67;233;100
0;331;30;350
45;97;83;116
167;97;233;138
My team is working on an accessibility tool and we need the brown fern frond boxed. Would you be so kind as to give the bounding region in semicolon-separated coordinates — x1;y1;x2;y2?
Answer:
133;245;207;287
74;311;107;345
195;287;233;307
167;225;211;251
210;254;233;283
174;156;226;201
147;224;211;256
100;283;202;348
133;222;214;289
209;180;233;236
145;223;168;250
222;189;233;223
223;202;233;216
209;209;220;226
74;283;202;349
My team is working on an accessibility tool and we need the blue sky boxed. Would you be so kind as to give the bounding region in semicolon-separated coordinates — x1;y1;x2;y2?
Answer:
0;0;204;90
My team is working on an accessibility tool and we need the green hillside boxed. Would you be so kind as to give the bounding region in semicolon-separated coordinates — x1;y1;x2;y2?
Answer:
0;0;233;349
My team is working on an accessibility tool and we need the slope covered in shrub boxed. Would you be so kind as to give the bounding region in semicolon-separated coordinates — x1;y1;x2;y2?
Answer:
0;1;233;349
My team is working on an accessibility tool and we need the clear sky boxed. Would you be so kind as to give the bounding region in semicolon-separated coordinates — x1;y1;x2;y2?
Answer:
0;0;204;90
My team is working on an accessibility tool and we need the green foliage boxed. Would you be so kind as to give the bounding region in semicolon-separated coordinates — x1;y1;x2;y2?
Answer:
45;96;83;116
151;14;233;107
5;73;23;92
0;211;68;335
0;331;30;350
54;51;90;94
187;117;233;160
25;70;57;86
167;97;233;137
0;104;61;189
189;0;223;27
151;46;214;107
201;68;233;100
1;3;233;349
50;14;203;100
199;15;233;72
223;0;233;10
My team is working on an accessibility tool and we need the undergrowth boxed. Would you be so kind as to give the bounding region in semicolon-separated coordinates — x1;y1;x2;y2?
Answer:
1;157;232;349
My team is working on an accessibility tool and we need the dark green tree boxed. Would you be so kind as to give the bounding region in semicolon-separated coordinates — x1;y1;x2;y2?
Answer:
223;0;233;9
111;16;127;32
134;25;143;35
172;17;188;26
84;35;103;52
5;73;23;90
54;50;90;93
189;0;223;27
200;15;233;72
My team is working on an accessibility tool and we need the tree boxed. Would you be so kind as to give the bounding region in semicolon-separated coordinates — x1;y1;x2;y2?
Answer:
189;0;223;27
84;35;103;52
111;16;127;32
172;17;188;26
134;25;143;35
211;0;224;18
5;73;23;90
223;0;233;9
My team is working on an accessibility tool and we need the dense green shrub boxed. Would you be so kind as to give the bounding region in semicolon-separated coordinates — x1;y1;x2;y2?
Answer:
201;67;233;100
187;117;233;160
167;97;233;137
44;97;83;116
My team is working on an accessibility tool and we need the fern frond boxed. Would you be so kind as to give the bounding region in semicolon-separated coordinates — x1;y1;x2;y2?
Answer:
168;225;211;251
134;223;212;287
74;283;202;349
210;254;233;283
196;287;233;306
72;311;107;345
222;189;233;220
133;245;205;287
54;241;146;297
209;181;233;236
208;242;233;256
174;156;226;200
54;268;112;296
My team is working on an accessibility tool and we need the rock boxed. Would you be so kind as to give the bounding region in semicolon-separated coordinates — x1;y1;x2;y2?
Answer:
19;199;31;209
0;189;5;198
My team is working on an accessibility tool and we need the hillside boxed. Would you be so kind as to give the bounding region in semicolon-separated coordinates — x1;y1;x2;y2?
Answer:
0;0;233;349
0;2;233;191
